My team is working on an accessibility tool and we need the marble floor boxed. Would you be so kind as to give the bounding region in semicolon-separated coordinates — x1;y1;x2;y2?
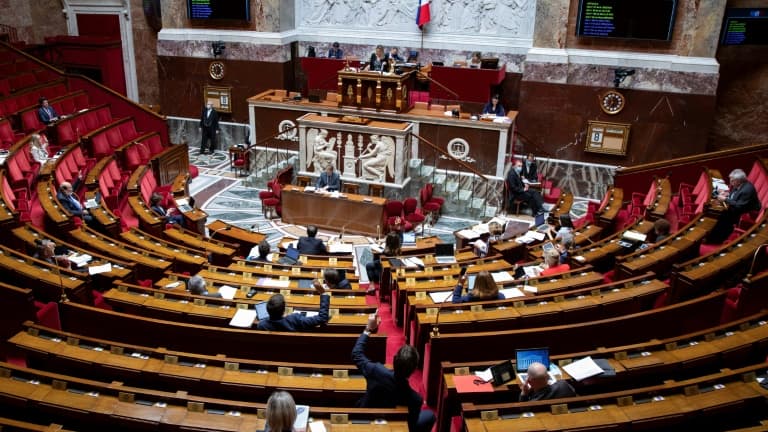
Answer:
186;147;588;282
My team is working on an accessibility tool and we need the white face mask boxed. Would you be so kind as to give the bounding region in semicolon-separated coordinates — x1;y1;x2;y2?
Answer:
514;166;522;173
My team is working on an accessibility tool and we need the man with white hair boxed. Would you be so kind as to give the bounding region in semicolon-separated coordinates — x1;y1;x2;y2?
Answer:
708;168;760;243
518;361;576;402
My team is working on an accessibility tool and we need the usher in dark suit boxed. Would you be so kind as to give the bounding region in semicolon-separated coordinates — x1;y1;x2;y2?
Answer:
256;294;330;331
506;166;543;215
199;105;220;153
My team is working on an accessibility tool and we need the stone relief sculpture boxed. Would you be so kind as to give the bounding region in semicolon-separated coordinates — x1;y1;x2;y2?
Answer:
358;134;395;182
306;128;338;172
297;0;534;37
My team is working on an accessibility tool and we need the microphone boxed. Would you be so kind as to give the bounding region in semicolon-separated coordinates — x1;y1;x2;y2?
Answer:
431;268;465;338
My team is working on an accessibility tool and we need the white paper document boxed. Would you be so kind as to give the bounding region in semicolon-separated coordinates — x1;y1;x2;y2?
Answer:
329;243;354;254
229;308;256;328
523;266;542;278
217;285;238;300
562;356;605;381
491;271;514;283
69;253;93;267
474;368;493;382
88;263;112;275
259;278;291;288
499;287;525;298
403;257;424;268
429;290;454;303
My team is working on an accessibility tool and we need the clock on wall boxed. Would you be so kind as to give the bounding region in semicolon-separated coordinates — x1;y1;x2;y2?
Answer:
208;61;226;80
599;89;626;115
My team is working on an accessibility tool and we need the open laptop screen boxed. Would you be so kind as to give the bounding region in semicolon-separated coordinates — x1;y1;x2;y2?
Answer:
285;246;300;261
515;347;550;372
434;243;454;257
254;302;269;321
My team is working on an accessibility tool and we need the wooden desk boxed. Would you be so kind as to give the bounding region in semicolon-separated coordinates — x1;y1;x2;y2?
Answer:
281;184;386;236
338;70;415;112
207;219;266;258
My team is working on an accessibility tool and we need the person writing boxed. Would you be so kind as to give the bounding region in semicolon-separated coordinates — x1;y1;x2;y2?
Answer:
149;193;185;225
256;279;331;331
481;94;505;117
707;168;760;243
328;41;343;59
37;97;60;125
519;361;576;402
453;270;505;303
506;160;544;216
316;164;341;191
297;225;327;255
199;101;220;154
365;45;386;71
352;315;436;432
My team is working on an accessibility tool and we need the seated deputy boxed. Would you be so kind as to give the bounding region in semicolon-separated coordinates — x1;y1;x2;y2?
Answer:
188;275;222;298
481;94;505;117
258;390;297;432
257;281;330;331
453;270;505;303
316;164;341;191
149;192;184;226
352;315;436;432
519;361;577;402
323;268;351;289
297;225;328;255
540;248;570;277
250;240;271;262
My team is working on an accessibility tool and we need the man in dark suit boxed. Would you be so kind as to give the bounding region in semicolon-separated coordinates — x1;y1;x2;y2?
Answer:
519;361;577;402
328;41;343;59
708;168;761;243
323;268;351;289
188;275;222;298
57;181;94;225
316;165;341;191
199;101;220;154
297;225;327;255
506;160;544;216
352;315;435;432
256;281;330;331
37;97;60;125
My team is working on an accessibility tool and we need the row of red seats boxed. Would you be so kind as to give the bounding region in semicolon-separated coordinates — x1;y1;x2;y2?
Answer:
0;57;38;77
97;157;130;210
5;136;41;197
121;132;165;172
87;118;140;159
0;68;58;97
0;80;66;118
52;104;112;147
53;145;95;192
0;117;22;149
1;169;30;223
18;90;90;135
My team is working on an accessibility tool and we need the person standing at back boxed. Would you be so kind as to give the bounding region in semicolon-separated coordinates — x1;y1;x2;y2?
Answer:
297;225;327;255
199;101;220;154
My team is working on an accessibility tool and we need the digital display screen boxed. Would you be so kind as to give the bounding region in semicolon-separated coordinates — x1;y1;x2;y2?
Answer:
721;9;768;45
576;0;677;41
188;0;250;21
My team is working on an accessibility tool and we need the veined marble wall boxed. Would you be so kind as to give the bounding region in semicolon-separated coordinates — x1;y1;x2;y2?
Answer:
0;0;66;44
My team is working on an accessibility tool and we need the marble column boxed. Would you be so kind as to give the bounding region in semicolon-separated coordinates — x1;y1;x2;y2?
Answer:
532;0;571;49
687;0;728;58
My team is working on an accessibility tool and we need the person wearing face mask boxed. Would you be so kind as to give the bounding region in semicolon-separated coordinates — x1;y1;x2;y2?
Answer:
522;153;538;182
199;101;220;154
506;159;544;216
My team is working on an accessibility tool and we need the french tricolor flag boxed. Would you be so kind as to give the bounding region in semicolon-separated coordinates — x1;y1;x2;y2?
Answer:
416;0;431;27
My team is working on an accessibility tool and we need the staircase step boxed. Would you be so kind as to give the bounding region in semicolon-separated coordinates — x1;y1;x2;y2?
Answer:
420;165;435;178
470;196;484;209
445;180;459;194
458;189;473;201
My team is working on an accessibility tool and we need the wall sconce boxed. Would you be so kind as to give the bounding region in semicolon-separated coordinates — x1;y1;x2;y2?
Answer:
212;41;226;58
613;68;635;88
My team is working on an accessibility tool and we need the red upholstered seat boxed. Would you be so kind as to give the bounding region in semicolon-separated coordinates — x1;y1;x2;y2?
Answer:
403;197;425;226
34;301;61;330
145;135;165;155
188;164;199;179
385;200;412;232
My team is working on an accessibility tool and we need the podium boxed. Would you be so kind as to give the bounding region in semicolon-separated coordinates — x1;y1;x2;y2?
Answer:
337;70;415;113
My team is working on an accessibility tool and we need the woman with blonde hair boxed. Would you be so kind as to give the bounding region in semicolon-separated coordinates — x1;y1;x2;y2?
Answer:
265;391;297;432
452;270;504;303
29;133;49;164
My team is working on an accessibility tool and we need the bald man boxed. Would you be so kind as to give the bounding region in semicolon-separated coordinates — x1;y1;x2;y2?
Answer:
518;361;576;402
57;182;93;224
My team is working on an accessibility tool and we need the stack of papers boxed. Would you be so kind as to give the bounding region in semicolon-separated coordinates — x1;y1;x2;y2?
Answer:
304;186;316;192
515;231;546;244
217;285;238;300
229;308;256;328
328;243;354;253
88;263;112;275
402;257;424;268
523;266;542;278
69;253;93;267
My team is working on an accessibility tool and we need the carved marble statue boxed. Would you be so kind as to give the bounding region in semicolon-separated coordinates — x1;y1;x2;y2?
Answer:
306;128;337;171
358;134;395;182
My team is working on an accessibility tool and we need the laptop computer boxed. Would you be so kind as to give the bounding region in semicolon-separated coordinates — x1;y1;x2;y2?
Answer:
254;301;269;321
515;347;551;383
278;246;300;265
175;198;193;213
434;243;456;264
